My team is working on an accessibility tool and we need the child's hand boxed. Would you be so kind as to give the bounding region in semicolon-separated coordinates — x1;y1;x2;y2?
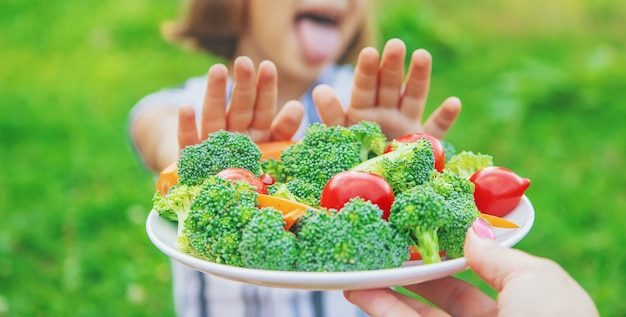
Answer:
314;39;461;140
177;57;303;150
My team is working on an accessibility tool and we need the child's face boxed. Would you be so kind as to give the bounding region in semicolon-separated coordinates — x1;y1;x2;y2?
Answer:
237;0;368;82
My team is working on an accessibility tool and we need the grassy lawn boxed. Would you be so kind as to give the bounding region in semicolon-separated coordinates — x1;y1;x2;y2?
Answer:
1;0;624;315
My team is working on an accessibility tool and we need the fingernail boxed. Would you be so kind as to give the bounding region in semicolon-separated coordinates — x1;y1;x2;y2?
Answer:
472;218;496;240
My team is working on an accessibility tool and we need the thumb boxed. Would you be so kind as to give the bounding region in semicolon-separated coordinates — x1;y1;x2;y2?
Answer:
463;218;543;292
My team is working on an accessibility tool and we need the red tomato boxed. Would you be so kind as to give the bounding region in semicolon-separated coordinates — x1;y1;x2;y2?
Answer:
216;168;268;194
319;171;395;220
384;133;445;172
259;173;276;186
470;166;531;217
408;245;446;261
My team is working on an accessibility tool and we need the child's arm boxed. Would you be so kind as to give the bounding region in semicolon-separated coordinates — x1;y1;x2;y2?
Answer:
130;57;302;173
314;38;461;140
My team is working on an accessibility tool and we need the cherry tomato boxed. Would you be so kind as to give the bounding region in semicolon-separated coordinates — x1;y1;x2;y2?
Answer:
384;133;445;172
470;166;531;217
408;245;446;261
259;173;276;186
216;168;268;194
320;170;395;220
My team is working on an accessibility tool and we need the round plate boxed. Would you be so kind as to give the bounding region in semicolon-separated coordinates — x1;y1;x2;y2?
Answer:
146;196;534;290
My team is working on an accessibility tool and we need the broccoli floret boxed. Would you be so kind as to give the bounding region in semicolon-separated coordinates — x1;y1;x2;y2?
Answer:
260;158;286;183
280;123;361;200
177;130;262;186
441;140;457;163
445;151;493;179
348;121;388;161
277;121;390;204
389;185;452;264
266;182;293;199
429;170;481;258
296;198;409;272
438;210;480;259
268;181;321;208
350;138;435;195
428;169;475;202
152;184;202;247
239;207;298;271
182;175;258;266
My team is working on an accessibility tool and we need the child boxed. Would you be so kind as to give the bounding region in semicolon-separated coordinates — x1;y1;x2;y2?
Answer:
129;0;461;316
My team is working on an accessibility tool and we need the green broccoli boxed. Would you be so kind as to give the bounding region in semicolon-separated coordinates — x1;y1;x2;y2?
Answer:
427;169;475;203
389;185;452;264
182;175;258;267
177;130;262;186
267;180;320;208
295;198;409;272
429;170;481;258
350;138;435;195
280;121;386;201
152;183;202;248
260;158;286;183
348;120;388;161
281;123;360;181
441;140;457;163
239;207;298;271
445;150;493;179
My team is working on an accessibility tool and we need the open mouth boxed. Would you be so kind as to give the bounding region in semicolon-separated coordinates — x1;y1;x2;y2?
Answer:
294;8;344;64
296;12;341;26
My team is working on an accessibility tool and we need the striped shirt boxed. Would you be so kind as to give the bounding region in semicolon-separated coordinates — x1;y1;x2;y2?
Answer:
131;64;370;317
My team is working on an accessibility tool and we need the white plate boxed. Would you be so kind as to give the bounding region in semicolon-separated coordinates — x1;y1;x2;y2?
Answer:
146;196;534;290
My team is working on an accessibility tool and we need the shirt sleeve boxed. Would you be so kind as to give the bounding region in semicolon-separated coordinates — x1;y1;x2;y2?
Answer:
126;75;209;169
128;75;209;124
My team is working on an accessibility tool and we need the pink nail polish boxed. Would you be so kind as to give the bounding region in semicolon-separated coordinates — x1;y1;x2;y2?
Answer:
472;218;496;240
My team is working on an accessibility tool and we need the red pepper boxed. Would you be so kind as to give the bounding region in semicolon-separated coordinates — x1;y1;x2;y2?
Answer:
470;166;530;217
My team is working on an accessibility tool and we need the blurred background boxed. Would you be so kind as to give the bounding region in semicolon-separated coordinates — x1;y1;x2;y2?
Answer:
1;0;624;315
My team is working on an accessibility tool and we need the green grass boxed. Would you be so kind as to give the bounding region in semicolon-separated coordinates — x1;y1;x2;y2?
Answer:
1;0;625;315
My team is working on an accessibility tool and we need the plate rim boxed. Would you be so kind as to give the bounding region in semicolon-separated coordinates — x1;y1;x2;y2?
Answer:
146;195;534;290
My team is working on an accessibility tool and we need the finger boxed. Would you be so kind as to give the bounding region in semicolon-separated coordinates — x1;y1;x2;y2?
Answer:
376;38;406;109
227;56;257;131
200;64;229;139
344;288;430;317
270;100;304;141
178;103;199;150
349;46;380;110
464;219;554;293
465;221;601;317
422;97;462;139
391;290;451;317
250;60;278;131
404;277;497;317
400;49;432;120
313;84;347;126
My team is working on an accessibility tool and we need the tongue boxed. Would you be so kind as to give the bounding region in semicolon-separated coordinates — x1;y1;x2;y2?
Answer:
296;18;340;64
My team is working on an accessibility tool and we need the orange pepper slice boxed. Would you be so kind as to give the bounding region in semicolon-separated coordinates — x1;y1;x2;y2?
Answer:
257;141;295;160
156;161;179;196
481;213;519;229
257;194;316;230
